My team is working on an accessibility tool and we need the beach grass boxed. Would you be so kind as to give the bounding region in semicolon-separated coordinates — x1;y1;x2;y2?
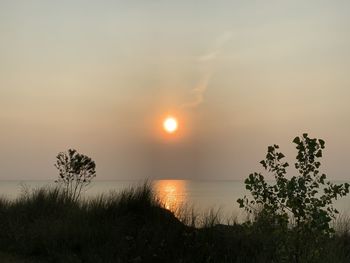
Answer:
0;183;348;262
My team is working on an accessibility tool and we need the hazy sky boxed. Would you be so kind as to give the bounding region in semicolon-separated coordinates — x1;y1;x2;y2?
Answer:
1;1;350;180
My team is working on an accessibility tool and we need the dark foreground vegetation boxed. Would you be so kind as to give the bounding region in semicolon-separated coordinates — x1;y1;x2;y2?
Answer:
0;134;349;262
0;184;348;263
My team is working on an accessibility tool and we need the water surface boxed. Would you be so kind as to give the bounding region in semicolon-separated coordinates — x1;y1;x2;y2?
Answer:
0;180;349;222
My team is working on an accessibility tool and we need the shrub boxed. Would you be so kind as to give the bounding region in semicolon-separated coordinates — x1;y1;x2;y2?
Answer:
238;133;349;235
55;149;96;201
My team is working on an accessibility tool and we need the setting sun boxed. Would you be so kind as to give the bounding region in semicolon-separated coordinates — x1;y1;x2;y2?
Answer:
163;117;178;133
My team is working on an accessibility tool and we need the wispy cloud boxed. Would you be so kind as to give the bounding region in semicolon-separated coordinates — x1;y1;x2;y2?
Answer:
180;73;211;109
181;32;232;109
198;51;220;62
198;31;233;62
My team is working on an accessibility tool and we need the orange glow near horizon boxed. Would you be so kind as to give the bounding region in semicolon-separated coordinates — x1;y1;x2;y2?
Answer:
154;180;187;212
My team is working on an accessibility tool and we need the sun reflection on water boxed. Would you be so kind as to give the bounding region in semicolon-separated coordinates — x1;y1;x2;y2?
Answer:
154;180;187;212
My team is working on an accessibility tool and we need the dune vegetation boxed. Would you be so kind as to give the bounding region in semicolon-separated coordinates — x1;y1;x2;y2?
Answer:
0;182;347;262
0;134;349;262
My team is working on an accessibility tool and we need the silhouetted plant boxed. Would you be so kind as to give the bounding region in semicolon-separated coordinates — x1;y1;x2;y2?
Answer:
238;134;349;235
0;182;349;262
55;149;96;201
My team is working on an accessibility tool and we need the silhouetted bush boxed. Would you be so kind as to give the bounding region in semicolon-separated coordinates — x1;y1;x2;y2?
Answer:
55;149;96;201
238;134;350;262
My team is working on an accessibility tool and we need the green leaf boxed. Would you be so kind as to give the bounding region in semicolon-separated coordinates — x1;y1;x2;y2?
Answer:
319;139;325;148
315;150;322;158
266;153;274;160
293;136;301;144
260;160;267;169
278;153;285;159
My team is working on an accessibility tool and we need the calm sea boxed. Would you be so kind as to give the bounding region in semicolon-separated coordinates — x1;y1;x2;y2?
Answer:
0;180;349;221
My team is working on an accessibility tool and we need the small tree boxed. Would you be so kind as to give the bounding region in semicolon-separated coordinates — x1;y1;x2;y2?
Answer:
238;134;349;235
55;149;96;201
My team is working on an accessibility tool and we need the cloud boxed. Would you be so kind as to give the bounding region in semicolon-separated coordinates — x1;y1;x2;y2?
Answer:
180;73;211;109
198;31;233;62
216;31;233;47
181;32;232;109
198;51;220;62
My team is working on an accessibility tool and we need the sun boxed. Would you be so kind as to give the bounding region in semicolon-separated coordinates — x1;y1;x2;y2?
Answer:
163;117;178;133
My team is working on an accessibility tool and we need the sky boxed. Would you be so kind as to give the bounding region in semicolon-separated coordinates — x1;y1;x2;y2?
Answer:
0;0;350;180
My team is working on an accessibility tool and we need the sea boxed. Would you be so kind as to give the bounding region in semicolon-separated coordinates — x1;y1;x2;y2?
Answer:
0;180;349;222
